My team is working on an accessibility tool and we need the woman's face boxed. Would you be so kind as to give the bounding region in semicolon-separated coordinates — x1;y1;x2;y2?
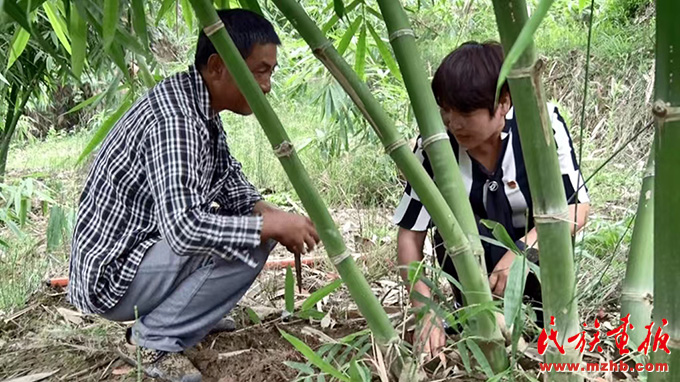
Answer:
440;95;511;150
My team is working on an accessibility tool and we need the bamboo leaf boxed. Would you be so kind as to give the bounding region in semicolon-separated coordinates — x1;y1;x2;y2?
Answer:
77;92;134;164
69;4;87;78
282;361;315;375
131;0;149;49
102;0;118;50
0;73;9;86
0;238;8;249
300;279;343;311
364;5;382;19
180;0;194;32
504;255;527;327
237;0;262;15
245;306;261;324
354;22;366;81
333;0;344;19
457;341;471;373
285;265;295;314
156;0;175;25
43;1;71;54
365;22;402;82
495;0;555;102
466;339;494;378
47;205;65;252
279;330;350;381
3;0;32;32
321;0;360;33
510;302;524;361
18;197;29;227
65;90;109;114
136;55;157;88
108;43;131;82
296;309;327;320
7;26;30;69
336;17;361;56
480;219;522;255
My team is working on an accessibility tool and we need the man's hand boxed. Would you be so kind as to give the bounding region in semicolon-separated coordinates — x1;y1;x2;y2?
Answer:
260;209;319;256
488;251;516;297
417;312;446;359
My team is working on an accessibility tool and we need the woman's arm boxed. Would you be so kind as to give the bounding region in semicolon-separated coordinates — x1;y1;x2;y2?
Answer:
489;202;590;296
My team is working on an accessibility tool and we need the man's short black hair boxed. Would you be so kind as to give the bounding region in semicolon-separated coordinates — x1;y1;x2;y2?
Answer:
431;41;509;116
194;9;281;70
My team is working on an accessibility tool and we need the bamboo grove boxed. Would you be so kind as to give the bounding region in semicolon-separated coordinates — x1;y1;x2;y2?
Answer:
0;0;678;380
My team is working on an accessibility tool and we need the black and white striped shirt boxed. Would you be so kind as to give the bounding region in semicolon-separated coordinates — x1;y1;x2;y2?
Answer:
68;66;263;314
393;105;588;243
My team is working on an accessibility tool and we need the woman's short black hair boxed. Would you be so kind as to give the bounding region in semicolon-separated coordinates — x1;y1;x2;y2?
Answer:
431;41;509;115
194;9;281;70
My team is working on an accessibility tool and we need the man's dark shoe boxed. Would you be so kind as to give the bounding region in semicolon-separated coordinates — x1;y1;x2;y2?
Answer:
208;315;236;335
117;328;202;382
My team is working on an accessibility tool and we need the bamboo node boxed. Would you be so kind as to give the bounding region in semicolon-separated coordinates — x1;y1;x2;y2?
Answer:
203;20;225;37
652;100;680;123
667;338;680;349
384;138;408;155
508;58;545;79
533;210;572;224
273;141;295;158
421;133;449;150
331;251;351;265
621;291;653;304
311;40;333;54
446;244;468;259
388;28;415;42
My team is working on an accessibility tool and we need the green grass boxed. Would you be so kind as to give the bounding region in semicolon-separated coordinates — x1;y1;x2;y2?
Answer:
7;130;93;175
0;237;54;311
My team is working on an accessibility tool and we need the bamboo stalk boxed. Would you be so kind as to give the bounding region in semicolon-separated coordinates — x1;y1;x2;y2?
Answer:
186;0;400;351
272;0;507;370
650;0;680;379
620;146;654;349
490;1;582;380
375;0;507;371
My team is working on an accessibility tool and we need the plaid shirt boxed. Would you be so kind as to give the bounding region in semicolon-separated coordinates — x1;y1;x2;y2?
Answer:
68;66;263;314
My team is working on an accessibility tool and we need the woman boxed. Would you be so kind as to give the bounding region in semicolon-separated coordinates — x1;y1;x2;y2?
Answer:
392;41;590;358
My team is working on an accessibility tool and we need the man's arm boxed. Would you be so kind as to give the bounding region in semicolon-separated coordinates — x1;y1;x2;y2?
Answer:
144;116;263;258
217;155;263;215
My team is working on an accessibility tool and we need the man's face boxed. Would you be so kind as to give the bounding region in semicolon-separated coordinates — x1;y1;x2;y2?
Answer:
440;96;510;150
205;43;278;115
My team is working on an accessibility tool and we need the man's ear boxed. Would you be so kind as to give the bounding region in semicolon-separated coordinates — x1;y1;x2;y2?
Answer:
204;54;226;81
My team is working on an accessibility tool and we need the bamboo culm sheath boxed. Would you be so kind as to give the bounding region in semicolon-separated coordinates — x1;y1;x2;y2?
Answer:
620;146;654;349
